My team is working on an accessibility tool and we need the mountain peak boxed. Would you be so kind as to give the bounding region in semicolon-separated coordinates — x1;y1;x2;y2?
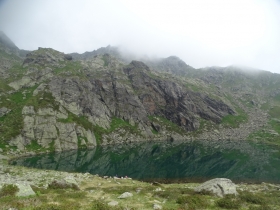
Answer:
0;31;18;50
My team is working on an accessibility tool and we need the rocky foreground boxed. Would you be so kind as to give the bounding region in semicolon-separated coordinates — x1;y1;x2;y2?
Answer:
1;155;280;210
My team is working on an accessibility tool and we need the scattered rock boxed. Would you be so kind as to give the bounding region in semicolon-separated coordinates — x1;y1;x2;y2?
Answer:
0;154;8;160
118;192;133;199
155;187;163;192
108;200;118;206
0;107;11;117
153;204;162;209
194;178;237;197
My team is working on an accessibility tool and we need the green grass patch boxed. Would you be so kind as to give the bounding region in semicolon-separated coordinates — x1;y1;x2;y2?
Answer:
25;140;45;151
260;102;270;111
185;82;203;92
269;106;280;119
247;119;280;145
221;107;248;128
58;112;93;130
94;117;140;143
176;194;209;209
59;115;140;144
5;64;28;83
101;54;109;67
0;78;13;92
54;60;83;76
148;116;186;135
26;90;60;112
0;85;62;146
270;119;280;134
78;136;88;149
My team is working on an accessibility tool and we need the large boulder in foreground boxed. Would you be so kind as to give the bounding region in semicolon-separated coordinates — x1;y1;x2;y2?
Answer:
15;183;36;197
194;178;237;197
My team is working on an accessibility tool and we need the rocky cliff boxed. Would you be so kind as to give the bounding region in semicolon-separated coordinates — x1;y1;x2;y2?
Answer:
0;32;280;153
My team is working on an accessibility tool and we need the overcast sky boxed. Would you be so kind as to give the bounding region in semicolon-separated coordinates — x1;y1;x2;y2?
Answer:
0;0;280;73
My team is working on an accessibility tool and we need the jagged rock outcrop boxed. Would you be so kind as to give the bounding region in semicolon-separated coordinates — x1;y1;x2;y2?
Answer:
9;106;96;151
23;47;70;67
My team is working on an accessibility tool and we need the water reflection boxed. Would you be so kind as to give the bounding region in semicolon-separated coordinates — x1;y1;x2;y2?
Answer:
12;140;280;183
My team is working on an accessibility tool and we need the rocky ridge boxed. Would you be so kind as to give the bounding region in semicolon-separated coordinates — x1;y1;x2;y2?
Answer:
0;31;280;153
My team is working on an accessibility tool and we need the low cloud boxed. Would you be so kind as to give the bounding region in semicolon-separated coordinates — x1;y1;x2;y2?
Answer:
0;0;280;73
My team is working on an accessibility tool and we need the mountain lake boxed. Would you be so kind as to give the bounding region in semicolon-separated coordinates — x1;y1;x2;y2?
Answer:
11;139;280;184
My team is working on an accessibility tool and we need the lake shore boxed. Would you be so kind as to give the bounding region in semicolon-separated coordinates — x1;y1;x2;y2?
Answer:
1;155;280;210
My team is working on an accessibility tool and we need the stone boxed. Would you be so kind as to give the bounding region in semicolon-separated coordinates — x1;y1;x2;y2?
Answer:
155;187;163;192
0;107;11;117
194;178;237;197
118;192;133;199
22;106;35;115
0;154;8;160
108;201;118;206
153;204;162;210
8;76;35;90
15;183;36;197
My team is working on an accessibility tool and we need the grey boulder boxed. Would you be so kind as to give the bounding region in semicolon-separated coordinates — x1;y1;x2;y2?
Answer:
15;183;36;197
194;178;237;197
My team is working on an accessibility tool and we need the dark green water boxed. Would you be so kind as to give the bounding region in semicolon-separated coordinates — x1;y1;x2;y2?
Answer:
11;140;280;183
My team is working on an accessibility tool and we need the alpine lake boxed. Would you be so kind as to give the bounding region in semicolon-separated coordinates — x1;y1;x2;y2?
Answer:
11;139;280;184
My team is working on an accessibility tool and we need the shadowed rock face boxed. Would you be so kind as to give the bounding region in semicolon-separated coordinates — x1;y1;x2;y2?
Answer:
48;59;234;134
123;61;234;131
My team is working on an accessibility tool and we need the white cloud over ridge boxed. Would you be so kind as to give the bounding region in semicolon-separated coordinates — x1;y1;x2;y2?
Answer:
0;0;280;73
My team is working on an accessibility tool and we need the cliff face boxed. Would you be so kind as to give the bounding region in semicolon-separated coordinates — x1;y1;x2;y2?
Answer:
0;32;279;153
6;48;234;151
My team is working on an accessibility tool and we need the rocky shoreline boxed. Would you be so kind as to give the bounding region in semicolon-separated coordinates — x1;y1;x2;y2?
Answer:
1;154;280;209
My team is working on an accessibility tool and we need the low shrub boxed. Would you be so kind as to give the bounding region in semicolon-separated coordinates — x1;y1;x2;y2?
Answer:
35;202;81;210
48;179;80;191
176;194;208;209
249;204;272;210
239;192;267;205
91;200;110;210
215;195;241;209
0;184;19;197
